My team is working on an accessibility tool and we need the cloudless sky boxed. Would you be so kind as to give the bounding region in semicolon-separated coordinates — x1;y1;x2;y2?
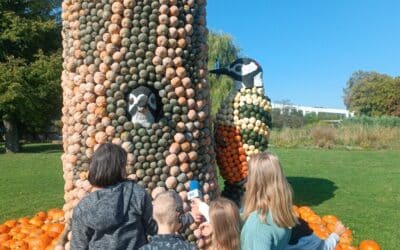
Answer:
207;0;400;109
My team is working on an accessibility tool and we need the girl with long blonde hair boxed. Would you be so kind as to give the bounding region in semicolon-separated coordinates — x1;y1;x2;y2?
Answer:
198;197;241;250
241;152;298;250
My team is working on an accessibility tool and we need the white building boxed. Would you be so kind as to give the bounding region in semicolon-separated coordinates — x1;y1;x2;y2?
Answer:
271;103;354;118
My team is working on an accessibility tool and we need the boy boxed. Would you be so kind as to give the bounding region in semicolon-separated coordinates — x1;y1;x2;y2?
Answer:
139;191;197;250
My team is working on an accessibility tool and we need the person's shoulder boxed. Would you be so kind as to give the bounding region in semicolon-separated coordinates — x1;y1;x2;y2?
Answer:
72;191;97;216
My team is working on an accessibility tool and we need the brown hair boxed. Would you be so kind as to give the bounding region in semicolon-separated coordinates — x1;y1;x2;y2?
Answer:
242;152;298;228
209;198;241;250
88;143;127;187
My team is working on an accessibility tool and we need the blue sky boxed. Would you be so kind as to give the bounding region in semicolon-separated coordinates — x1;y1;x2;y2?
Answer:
207;0;400;109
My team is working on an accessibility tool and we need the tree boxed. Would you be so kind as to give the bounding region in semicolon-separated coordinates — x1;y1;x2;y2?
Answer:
344;71;400;117
207;31;241;115
0;0;62;152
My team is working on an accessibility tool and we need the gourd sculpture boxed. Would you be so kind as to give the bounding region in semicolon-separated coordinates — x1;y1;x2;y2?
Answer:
59;0;217;248
211;58;272;205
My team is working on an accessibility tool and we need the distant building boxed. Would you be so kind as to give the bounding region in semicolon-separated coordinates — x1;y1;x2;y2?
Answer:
271;103;354;118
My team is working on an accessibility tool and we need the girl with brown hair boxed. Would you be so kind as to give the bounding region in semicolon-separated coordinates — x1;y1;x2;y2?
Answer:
198;197;241;250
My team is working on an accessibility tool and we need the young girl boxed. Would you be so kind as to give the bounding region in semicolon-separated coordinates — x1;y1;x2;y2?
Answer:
198;198;241;250
241;152;298;250
71;143;157;249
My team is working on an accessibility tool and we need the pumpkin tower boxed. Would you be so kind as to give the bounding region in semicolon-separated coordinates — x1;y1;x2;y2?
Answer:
60;0;217;247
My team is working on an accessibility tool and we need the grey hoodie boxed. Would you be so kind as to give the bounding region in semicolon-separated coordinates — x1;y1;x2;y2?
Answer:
71;181;157;250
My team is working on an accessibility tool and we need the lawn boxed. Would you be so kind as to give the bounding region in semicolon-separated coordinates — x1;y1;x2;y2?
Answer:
0;144;399;248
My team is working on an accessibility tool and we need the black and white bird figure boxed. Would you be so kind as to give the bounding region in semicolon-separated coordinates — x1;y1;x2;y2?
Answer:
128;86;161;128
210;58;263;90
210;57;271;206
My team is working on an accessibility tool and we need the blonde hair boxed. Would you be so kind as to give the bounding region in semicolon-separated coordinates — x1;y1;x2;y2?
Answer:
242;152;298;228
153;191;181;228
209;198;241;250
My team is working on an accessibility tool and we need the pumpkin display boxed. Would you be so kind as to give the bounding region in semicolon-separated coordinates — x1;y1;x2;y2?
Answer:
59;0;217;248
0;209;65;250
211;58;272;204
293;206;380;250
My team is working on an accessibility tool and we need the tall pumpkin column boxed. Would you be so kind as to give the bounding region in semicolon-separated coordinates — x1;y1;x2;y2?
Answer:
59;0;217;248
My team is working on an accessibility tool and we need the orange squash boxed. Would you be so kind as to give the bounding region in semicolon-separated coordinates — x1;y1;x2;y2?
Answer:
359;240;381;250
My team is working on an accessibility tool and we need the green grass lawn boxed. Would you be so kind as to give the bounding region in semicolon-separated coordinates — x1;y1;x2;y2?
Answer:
0;144;399;248
0;144;64;221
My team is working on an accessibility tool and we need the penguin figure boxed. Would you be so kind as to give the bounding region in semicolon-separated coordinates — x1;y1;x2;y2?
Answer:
128;86;162;128
210;57;272;206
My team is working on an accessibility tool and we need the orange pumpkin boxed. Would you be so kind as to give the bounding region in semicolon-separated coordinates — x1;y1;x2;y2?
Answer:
359;240;380;250
3;220;17;228
47;223;65;238
29;217;45;227
0;225;10;234
47;209;65;222
0;233;11;242
35;211;47;220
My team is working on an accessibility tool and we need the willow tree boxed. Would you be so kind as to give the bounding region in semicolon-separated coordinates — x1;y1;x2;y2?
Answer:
207;31;240;115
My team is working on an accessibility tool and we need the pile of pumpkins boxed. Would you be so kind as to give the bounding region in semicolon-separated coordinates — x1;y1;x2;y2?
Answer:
0;209;65;250
60;0;217;247
294;206;381;250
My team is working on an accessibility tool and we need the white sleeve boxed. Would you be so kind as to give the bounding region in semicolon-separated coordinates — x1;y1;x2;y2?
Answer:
198;201;210;222
323;233;340;250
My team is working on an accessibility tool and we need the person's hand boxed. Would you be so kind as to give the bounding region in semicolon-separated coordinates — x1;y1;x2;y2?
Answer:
334;221;346;236
190;198;204;223
199;222;213;237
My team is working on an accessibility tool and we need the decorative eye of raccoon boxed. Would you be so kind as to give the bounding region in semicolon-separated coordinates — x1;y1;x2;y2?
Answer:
148;93;157;110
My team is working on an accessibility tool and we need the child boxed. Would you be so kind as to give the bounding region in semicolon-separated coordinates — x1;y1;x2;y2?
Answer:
139;191;196;250
241;152;298;250
197;198;241;250
71;143;157;249
285;218;346;250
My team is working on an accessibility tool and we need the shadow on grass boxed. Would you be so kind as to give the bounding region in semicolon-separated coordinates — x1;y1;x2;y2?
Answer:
20;143;63;154
288;177;337;206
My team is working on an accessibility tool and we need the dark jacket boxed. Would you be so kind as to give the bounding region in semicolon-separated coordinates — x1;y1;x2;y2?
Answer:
71;180;157;250
139;234;197;250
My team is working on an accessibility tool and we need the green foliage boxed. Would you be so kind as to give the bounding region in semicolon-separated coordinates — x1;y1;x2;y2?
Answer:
271;107;345;129
0;52;62;135
0;0;62;150
271;108;305;128
342;115;400;127
0;0;61;61
207;31;240;115
343;71;400;116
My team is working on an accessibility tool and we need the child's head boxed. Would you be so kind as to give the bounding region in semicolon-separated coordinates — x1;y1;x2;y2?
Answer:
153;191;183;232
88;143;127;187
209;198;240;250
243;152;298;228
